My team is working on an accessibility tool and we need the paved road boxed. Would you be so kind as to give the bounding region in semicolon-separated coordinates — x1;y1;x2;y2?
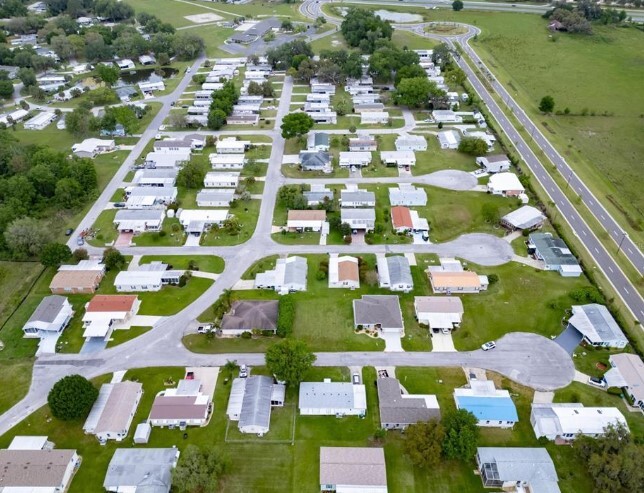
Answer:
0;332;574;435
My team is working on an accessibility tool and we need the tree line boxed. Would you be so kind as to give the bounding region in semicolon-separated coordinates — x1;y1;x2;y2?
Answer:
0;131;98;259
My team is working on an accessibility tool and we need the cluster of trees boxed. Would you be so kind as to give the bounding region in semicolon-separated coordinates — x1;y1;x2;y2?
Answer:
292;49;363;85
177;161;208;189
265;339;316;386
65;100;147;137
0;0;27;18
172;445;228;493
403;409;480;467
0;71;14;100
545;1;628;34
0;133;98;258
278;185;308;210
574;424;643;492
340;8;393;53
0;44;58;72
207;81;239;130
266;39;313;70
247;80;275;98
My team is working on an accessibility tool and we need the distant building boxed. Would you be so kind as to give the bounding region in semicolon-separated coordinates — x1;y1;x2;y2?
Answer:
528;233;582;277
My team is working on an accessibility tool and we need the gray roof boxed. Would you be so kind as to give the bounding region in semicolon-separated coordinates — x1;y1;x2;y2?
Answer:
128;186;176;197
482;154;510;163
300;151;330;169
377;378;440;425
569;304;627;344
299;382;359;410
196;189;235;203
341;208;376;221
27;295;67;324
115;209;164;222
341;190;375;204
477;447;560;493
304;191;333;203
529;233;579;267
312;132;329;146
502;206;545;230
239;376;273;430
282;256;307;287
221;300;278;332
353;295;403;329
103;448;177;492
320;447;387;488
137;169;178;179
386;256;413;286
154;140;191;149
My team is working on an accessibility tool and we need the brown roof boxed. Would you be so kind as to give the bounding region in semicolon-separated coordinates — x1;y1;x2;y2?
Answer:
49;270;103;290
94;382;142;435
391;206;413;229
0;449;77;487
86;295;138;313
288;209;326;221
429;271;481;288
320;447;387;487
338;259;359;282
149;395;208;420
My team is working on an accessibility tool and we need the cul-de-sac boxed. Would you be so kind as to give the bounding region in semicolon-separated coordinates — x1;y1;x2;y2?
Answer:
0;0;642;492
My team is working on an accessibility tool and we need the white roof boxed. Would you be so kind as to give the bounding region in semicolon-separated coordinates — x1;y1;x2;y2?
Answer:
114;270;165;287
532;403;628;436
178;209;228;226
72;138;114;153
8;436;49;451
58;260;104;272
24;111;55;126
380;151;416;162
339;151;372;163
209;154;245;164
488;172;524;191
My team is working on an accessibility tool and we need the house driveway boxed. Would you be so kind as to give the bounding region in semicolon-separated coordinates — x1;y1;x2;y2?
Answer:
431;332;456;352
115;232;133;247
554;326;582;355
185;233;201;246
381;332;403;352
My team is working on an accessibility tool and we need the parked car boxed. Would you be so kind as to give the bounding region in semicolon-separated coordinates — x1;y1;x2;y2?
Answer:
588;376;606;388
239;365;248;378
197;324;212;334
65;228;74;236
185;371;195;380
113;202;126;208
352;373;360;385
76;237;84;246
481;341;496;351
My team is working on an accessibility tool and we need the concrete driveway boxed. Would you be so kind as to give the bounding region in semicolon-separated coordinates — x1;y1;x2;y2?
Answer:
554;326;582;355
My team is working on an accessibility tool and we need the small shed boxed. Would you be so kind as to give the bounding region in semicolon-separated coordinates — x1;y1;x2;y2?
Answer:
133;422;151;444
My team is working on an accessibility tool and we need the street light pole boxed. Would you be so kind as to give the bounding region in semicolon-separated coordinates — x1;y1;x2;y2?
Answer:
617;231;628;255
565;170;573;191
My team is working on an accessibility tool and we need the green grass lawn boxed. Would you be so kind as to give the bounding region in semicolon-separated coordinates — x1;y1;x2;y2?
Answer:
242;255;279;280
106;326;151;348
453;261;596;350
392;29;439;51
201;200;260;246
124;0;224;27
87;209;117;246
132;218;186;247
139;255;225;274
0;360;33;415
0;261;44;331
124;277;213;316
412;136;480;176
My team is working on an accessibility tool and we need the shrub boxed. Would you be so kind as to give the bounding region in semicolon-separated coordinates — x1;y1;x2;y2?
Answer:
47;375;98;421
158;230;167;237
348;125;356;133
487;274;499;285
241;331;252;339
606;387;622;396
316;269;327;281
277;295;295;337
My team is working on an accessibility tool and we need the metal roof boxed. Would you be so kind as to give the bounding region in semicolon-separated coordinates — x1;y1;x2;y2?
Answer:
455;395;518;422
568;304;627;344
385;256;413;287
529;233;579;266
299;382;366;411
502;206;545;229
239;376;273;430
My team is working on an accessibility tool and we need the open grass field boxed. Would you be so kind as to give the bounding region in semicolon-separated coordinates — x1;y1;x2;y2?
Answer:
0;262;44;331
453;261;596;350
106;325;151;348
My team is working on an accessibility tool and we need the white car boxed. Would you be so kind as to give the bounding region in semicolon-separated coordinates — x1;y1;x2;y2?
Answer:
239;365;248;378
481;341;496;351
588;376;606;388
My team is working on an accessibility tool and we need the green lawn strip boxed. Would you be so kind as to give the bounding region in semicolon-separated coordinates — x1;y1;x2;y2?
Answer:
124;0;220;27
139;255;225;274
200;200;260;246
242;256;279;280
87;209;118;246
0;261;44;332
110;189;125;202
132;217;186;247
391;29;440;51
106;326;151;348
93;150;129;190
554;381;644;439
0;360;33;415
136;277;213;316
452;261;595;351
280;164;350;179
572;345;635;379
11;127;76;153
184;334;276;353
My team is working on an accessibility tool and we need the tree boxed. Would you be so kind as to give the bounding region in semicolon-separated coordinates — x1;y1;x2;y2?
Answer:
394;77;441;108
442;409;480;461
4;217;49;258
458;137;489;156
574;423;642;492
172;445;228;493
47;374;98;421
17;67;37;88
102;247;126;271
276;296;295;337
403;420;445;467
172;33;205;60
394;64;427;87
280;112;314;140
95;63;119;87
207;109;227;130
73;248;89;262
265;339;316;386
539;95;555;114
177;161;206;189
340;8;393;53
452;0;464;11
40;242;71;267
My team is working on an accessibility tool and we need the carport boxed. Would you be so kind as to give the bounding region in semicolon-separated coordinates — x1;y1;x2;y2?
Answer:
554;326;583;355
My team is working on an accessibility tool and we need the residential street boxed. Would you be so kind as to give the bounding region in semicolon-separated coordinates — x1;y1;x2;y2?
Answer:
1;3;641;438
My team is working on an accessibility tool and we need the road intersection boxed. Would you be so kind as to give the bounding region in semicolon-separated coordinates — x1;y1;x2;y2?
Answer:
1;1;641;437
